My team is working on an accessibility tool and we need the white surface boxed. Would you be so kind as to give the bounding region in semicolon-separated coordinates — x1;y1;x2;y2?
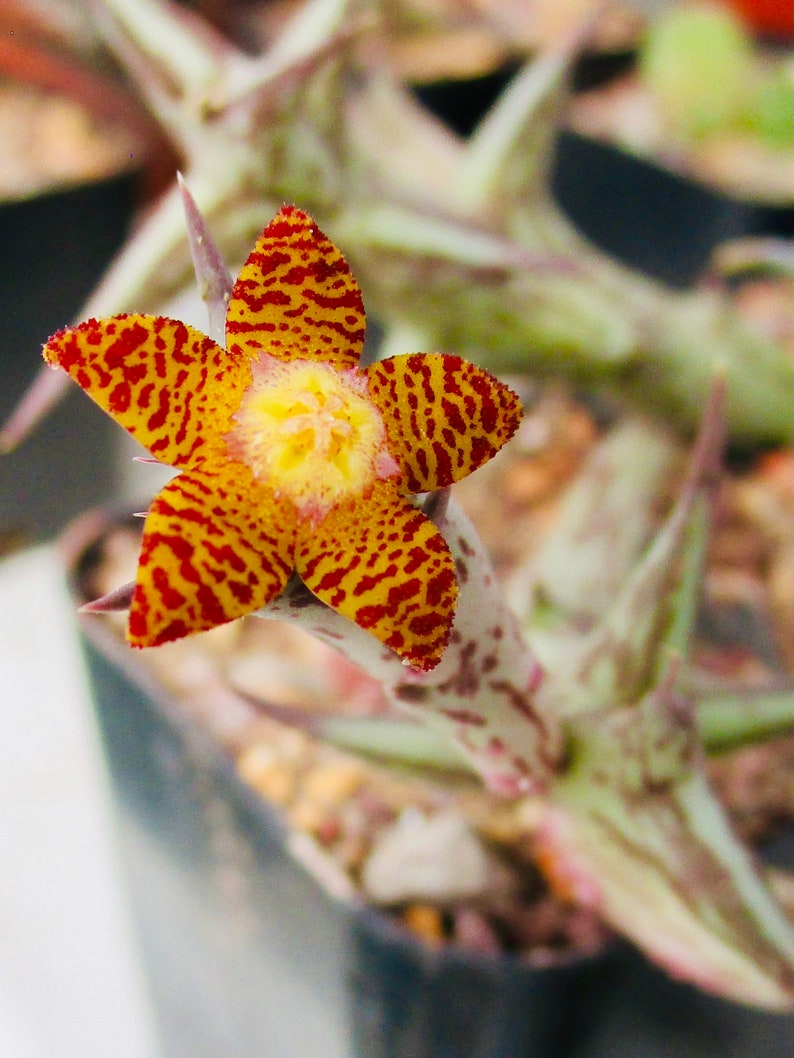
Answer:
0;547;160;1058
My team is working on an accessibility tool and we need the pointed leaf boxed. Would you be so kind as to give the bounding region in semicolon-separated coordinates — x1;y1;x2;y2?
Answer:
661;492;711;672
232;691;476;777
459;32;583;212
540;379;724;714
317;716;476;775
80;582;135;614
523;417;678;637
541;685;794;1009
95;0;230;104
267;0;361;70
178;173;233;346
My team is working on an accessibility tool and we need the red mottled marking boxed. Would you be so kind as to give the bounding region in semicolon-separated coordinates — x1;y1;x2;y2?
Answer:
409;608;450;636
487;678;553;773
129;464;297;647
527;662;545;694
43;315;251;469
295;482;457;670
109;381;131;412
367;353;522;493
225;207;365;369
439;708;487;726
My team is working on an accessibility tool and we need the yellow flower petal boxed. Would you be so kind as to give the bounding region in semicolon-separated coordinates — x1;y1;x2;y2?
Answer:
296;482;457;670
43;315;251;467
226;206;365;370
129;463;297;646
367;353;522;492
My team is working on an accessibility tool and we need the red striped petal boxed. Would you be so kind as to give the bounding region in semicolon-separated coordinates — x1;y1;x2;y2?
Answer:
367;354;522;493
129;463;297;646
226;206;365;370
296;482;457;671
43;315;251;468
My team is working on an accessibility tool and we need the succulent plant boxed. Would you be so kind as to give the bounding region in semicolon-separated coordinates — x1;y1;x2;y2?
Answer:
46;178;794;1009
6;0;794;1015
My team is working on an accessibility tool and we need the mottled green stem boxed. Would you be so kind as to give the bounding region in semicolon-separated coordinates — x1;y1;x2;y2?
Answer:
513;203;794;446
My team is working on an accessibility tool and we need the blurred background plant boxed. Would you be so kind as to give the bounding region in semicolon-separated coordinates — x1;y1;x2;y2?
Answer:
2;0;792;468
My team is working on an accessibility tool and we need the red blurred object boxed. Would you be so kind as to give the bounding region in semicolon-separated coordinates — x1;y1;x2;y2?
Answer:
721;0;794;37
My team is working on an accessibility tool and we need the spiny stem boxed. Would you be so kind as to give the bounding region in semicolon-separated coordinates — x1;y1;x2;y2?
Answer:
262;495;563;797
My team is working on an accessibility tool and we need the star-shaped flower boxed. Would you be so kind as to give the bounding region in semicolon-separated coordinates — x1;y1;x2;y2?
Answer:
43;206;521;670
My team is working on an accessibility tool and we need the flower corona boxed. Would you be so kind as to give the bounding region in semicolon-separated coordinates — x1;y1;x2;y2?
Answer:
226;358;399;522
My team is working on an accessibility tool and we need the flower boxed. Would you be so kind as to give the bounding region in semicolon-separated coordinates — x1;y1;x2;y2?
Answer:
44;207;521;669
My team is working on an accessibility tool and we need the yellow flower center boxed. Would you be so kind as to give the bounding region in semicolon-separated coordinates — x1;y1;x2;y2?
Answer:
227;357;397;522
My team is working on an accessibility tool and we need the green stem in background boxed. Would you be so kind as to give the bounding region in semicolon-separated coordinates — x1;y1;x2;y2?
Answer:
291;688;794;774
714;237;794;279
697;688;794;754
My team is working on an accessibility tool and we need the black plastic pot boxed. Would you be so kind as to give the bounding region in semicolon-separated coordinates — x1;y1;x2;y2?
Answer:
412;52;636;138
0;174;138;540
415;68;792;289
551;129;793;288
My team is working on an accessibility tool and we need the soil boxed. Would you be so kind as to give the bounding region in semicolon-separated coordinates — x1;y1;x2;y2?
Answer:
0;81;139;200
